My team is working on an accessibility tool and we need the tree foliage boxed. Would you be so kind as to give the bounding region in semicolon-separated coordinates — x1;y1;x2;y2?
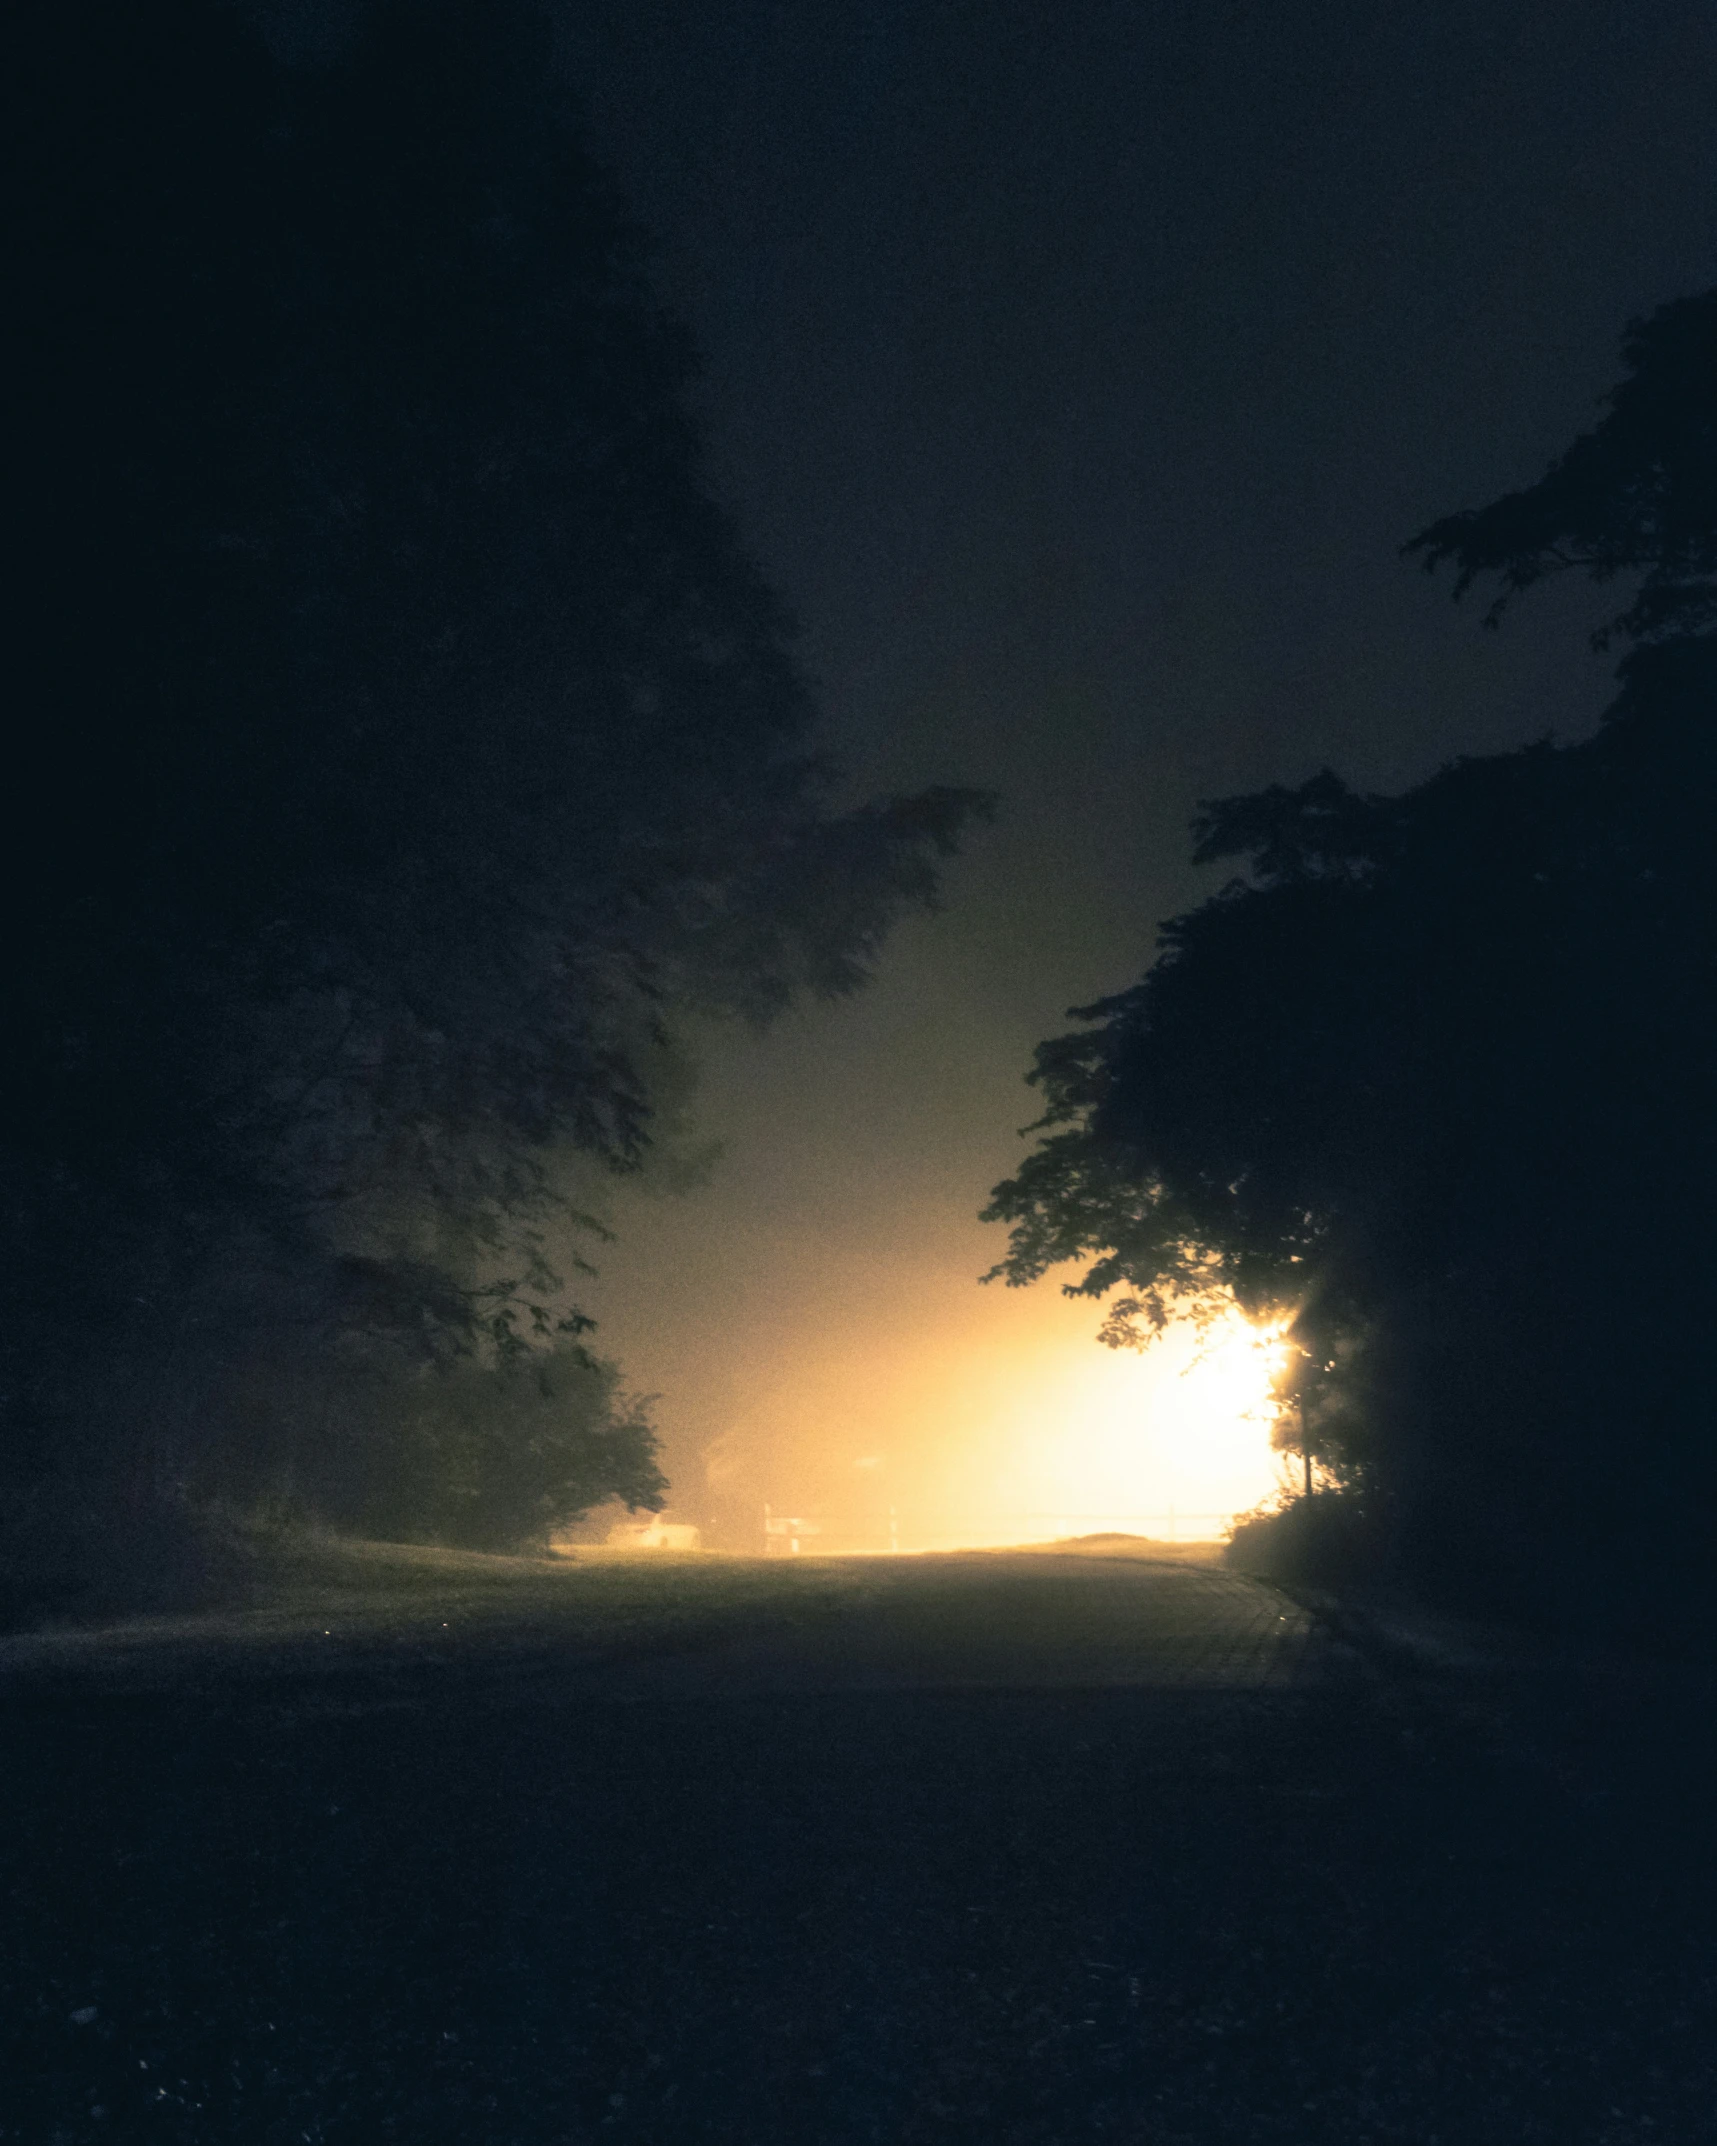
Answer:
276;1340;668;1554
7;0;986;1551
986;291;1717;1631
1406;289;1717;648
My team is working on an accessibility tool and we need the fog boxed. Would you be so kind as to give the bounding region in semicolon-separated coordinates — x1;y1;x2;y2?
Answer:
553;0;1717;1550
576;999;1284;1551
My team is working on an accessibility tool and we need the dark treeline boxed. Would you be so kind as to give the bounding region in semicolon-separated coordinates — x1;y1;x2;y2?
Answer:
987;291;1717;1645
5;0;984;1602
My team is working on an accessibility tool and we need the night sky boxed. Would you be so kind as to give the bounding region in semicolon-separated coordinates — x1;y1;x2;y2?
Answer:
293;1;1717;1544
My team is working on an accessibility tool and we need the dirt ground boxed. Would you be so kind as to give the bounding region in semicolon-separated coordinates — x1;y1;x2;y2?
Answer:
2;1548;1712;2142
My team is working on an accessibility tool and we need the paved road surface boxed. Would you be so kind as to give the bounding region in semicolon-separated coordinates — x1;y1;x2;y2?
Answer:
2;1553;1712;2143
0;1551;1330;1698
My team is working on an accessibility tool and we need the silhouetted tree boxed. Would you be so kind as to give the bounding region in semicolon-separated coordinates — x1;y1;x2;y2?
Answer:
1407;288;1717;649
268;1337;668;1554
6;0;986;1569
987;290;1717;1636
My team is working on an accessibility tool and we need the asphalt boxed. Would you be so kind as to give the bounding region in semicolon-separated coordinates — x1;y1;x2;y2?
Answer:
2;1554;1712;2143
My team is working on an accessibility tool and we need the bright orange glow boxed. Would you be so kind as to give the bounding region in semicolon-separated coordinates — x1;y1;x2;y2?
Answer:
574;963;1300;1554
581;1074;1292;1553
687;1277;1288;1549
920;1306;1287;1546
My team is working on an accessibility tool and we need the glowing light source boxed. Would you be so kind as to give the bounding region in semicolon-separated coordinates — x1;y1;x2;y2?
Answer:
690;1249;1289;1551
936;1306;1288;1546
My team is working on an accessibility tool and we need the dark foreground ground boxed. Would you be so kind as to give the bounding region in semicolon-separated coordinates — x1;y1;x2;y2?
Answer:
2;1548;1713;2144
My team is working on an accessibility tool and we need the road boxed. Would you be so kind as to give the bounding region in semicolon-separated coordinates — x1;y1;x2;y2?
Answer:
2;1551;1713;2143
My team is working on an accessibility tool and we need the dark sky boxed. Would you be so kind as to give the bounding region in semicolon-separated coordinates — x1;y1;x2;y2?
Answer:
320;1;1717;1543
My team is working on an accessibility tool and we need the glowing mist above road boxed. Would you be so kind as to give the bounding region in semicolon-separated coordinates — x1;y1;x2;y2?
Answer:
910;1308;1286;1547
582;1032;1291;1554
688;1267;1287;1551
